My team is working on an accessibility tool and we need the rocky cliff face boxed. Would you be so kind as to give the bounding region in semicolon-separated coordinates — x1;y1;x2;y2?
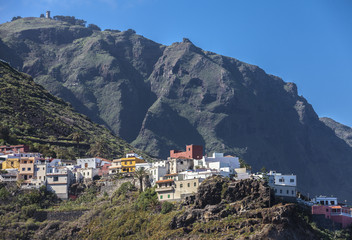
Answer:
1;17;352;200
170;176;320;240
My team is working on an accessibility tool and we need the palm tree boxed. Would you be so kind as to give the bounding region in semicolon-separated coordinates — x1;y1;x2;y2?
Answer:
70;131;83;157
88;138;108;157
134;168;149;192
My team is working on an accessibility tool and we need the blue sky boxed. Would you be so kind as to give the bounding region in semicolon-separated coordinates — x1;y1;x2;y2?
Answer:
1;0;352;126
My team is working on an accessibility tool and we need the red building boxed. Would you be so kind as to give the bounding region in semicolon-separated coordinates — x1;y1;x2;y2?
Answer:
170;145;203;160
0;145;29;153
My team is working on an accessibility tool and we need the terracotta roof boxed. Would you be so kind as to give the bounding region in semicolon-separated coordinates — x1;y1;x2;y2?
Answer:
156;179;174;184
225;155;234;157
331;206;342;209
165;173;178;176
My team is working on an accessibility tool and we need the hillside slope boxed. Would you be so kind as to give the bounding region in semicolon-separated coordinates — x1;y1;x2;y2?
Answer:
0;17;352;200
0;60;146;159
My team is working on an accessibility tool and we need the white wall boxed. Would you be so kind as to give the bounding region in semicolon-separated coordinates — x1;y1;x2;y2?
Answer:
77;158;100;169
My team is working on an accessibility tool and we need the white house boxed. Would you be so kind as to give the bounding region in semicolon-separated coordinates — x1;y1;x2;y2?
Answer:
77;157;109;169
77;167;99;181
312;196;338;206
196;153;240;177
267;171;297;200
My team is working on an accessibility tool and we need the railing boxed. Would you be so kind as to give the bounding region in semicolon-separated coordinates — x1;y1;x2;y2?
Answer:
330;212;352;217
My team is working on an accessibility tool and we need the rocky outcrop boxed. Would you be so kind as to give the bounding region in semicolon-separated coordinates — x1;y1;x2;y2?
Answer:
171;176;273;228
170;176;320;240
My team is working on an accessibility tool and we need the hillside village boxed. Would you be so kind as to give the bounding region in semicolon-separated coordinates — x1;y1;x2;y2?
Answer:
1;143;351;229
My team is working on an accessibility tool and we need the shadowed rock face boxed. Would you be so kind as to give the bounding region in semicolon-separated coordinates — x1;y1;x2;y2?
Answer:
1;17;352;200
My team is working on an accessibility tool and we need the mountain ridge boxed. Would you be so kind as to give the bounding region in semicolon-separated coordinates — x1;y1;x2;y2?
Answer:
1;17;352;200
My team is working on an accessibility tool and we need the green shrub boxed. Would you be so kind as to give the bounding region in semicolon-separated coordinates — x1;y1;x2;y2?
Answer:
21;204;37;218
115;182;135;197
135;188;158;211
161;201;174;214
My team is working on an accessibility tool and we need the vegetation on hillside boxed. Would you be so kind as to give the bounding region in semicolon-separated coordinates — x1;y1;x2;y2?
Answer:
1;177;351;240
0;61;150;160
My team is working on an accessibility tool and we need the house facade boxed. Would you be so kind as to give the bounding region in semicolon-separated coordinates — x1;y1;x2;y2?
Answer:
170;145;203;160
267;171;297;200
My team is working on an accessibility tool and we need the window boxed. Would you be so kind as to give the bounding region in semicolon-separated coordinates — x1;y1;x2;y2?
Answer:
280;189;282;194
130;161;133;164
194;182;197;187
22;168;25;171
160;195;163;199
274;189;277;193
39;176;41;180
53;176;59;181
279;178;284;182
330;201;335;205
188;183;190;187
180;184;183;188
28;168;31;171
326;208;329;212
44;176;46;180
29;175;32;178
290;179;294;182
292;190;294;195
286;190;289;194
24;161;27;163
30;161;33;163
168;194;170;198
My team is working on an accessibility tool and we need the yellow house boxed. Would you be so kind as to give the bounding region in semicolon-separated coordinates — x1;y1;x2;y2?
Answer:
2;158;20;170
117;153;146;173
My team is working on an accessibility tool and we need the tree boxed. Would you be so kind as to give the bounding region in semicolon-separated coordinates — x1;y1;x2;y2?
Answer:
88;138;108;157
87;23;101;31
40;14;45;18
260;166;267;173
0;126;10;142
134;168;149;192
239;158;252;170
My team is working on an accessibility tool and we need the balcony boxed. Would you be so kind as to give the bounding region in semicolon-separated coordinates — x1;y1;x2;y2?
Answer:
155;186;174;192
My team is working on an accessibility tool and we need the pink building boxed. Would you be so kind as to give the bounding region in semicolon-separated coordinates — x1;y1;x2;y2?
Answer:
312;205;352;228
98;163;111;176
